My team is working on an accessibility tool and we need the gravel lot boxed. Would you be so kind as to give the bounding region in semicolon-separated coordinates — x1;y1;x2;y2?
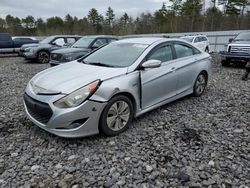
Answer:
0;54;249;188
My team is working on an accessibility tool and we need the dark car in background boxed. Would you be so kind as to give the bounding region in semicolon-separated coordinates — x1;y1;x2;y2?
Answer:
220;31;250;66
19;35;81;63
49;35;119;66
0;33;39;53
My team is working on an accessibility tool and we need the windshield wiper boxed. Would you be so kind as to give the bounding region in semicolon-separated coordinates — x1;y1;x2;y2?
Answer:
87;62;115;67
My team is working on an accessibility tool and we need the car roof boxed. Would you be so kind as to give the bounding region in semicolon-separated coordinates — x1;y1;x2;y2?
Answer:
117;37;167;45
82;35;119;39
51;35;82;38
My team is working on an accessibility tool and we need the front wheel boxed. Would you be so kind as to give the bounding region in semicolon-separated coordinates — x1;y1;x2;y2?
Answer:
193;72;208;97
100;95;133;136
37;51;50;63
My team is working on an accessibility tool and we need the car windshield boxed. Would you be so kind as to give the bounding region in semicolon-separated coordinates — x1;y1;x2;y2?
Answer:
82;42;149;67
72;37;94;48
40;36;55;44
181;37;194;43
234;32;250;41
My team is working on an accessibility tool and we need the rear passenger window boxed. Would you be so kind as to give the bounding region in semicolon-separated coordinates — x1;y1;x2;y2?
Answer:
148;46;173;62
93;39;107;47
53;38;65;46
202;37;208;41
67;38;76;44
194;37;200;43
174;44;194;58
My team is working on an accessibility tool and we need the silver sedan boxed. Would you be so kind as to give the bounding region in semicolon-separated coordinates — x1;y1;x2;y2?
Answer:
24;37;212;138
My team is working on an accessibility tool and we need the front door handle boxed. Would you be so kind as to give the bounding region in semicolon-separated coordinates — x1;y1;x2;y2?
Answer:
170;67;176;72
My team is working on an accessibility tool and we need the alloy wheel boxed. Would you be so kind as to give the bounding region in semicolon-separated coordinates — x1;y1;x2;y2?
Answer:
106;101;130;131
38;51;49;63
195;74;207;95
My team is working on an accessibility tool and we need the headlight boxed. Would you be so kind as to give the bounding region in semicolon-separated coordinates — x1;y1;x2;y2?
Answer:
54;80;100;108
64;54;75;61
25;47;35;53
25;47;32;52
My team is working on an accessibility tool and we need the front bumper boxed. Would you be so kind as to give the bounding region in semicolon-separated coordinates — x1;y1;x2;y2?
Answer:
23;51;37;59
220;51;250;62
23;89;107;138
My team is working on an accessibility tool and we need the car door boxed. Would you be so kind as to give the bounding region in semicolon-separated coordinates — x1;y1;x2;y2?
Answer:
173;42;200;94
140;44;178;109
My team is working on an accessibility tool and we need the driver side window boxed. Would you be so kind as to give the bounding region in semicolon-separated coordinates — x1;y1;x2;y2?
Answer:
148;45;173;63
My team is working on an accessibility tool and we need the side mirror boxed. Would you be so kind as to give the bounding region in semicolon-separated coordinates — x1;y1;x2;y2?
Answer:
141;59;162;69
229;38;233;43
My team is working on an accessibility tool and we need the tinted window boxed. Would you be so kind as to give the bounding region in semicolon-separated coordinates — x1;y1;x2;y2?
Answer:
202;37;208;41
174;44;194;58
181;37;194;43
194;37;200;43
72;37;94;48
53;38;65;46
66;38;76;44
234;32;250;41
148;46;173;62
92;38;107;47
13;38;33;41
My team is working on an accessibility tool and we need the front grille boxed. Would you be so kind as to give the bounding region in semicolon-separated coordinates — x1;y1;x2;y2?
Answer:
24;93;53;124
231;46;250;54
51;53;63;61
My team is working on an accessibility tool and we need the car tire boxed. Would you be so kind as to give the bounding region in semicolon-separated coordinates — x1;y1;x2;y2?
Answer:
221;60;230;67
37;51;50;64
205;47;209;53
193;72;208;97
99;95;133;136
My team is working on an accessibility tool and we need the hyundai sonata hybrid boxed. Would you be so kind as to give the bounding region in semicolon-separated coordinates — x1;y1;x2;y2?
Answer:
24;37;212;138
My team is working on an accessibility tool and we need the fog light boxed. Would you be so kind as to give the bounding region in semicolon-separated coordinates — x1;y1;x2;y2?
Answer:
55;118;88;130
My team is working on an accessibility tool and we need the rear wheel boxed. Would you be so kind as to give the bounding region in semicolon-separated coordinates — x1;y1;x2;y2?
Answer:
193;72;207;97
38;51;50;63
100;95;133;136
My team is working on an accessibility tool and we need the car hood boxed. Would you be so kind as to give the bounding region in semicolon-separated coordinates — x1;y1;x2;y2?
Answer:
22;43;52;49
21;43;40;48
31;61;128;94
229;41;250;46
52;47;89;54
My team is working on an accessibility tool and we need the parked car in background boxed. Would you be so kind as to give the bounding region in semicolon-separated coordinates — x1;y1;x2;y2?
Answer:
19;35;81;63
0;33;39;53
49;35;119;66
24;37;212;138
180;34;210;52
220;31;250;66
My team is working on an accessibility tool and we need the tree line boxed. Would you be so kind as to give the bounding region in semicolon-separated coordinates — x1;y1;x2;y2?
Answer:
0;0;250;36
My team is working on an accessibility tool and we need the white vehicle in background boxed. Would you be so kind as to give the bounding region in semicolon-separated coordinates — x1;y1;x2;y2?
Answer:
181;35;210;53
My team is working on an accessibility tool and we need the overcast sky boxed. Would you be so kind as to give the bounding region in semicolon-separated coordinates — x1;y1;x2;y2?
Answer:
0;0;172;20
